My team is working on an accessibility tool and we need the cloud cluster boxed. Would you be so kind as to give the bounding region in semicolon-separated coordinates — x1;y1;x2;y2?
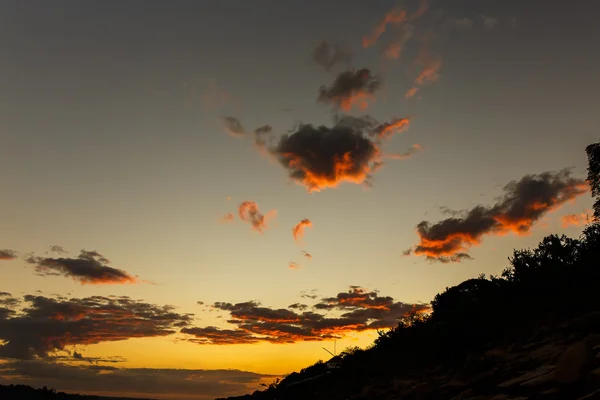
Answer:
0;293;193;360
238;201;276;233
405;169;588;262
181;286;429;345
317;68;382;111
26;250;138;285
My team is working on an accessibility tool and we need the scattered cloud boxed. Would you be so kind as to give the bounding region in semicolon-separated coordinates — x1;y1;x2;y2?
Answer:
385;144;422;160
292;218;313;242
220;213;235;223
302;250;312;260
445;17;474;30
311;41;352;72
238;201;276;233
480;15;499;31
405;87;420;98
372;117;410;140
317;68;382;111
406;169;588;262
288;262;301;270
182;287;429;345
415;45;442;85
48;245;68;255
222;116;246;137
0;294;193;360
561;211;593;227
362;8;408;48
0;249;17;261
300;290;318;300
25;250;138;285
381;24;414;60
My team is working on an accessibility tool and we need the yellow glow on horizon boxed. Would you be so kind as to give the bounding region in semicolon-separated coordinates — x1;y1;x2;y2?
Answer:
80;331;380;375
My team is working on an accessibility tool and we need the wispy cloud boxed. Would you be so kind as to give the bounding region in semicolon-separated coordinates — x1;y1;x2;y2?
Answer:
222;116;246;137
311;41;352;72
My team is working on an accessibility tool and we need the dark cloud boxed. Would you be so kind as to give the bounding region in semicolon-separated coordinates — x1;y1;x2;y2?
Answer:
0;249;17;261
181;287;429;345
311;41;352;72
300;290;318;300
407;169;588;262
0;359;276;400
317;68;382;111
26;250;138;284
0;294;193;360
249;114;413;192
0;293;20;309
222;116;246;137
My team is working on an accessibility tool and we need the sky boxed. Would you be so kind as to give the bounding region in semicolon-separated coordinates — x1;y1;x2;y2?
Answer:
0;0;599;399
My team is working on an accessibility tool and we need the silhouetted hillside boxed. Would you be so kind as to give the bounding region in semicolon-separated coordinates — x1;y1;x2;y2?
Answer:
217;224;600;400
0;384;156;400
217;143;600;400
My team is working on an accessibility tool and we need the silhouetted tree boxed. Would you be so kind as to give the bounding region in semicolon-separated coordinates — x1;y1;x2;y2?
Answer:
586;141;600;219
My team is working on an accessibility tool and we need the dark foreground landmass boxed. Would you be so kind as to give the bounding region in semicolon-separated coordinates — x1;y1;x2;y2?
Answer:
0;384;156;400
218;223;600;400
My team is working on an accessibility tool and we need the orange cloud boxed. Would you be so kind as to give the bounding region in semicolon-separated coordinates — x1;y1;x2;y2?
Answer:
405;87;420;98
362;9;407;48
238;201;276;233
561;211;593;227
406;170;588;263
182;287;429;345
373;117;410;140
292;218;313;242
385;144;422;160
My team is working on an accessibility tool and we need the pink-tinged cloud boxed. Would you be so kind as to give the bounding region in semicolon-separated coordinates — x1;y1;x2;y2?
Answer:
238;201;276;233
292;219;313;242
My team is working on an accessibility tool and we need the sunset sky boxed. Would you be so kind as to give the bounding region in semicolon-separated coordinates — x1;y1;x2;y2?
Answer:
1;1;599;399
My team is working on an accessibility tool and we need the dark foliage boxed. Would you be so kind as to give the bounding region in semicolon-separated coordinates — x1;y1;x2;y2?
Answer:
586;142;600;219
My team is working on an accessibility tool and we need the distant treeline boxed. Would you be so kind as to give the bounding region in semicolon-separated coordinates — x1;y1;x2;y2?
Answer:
0;384;155;400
